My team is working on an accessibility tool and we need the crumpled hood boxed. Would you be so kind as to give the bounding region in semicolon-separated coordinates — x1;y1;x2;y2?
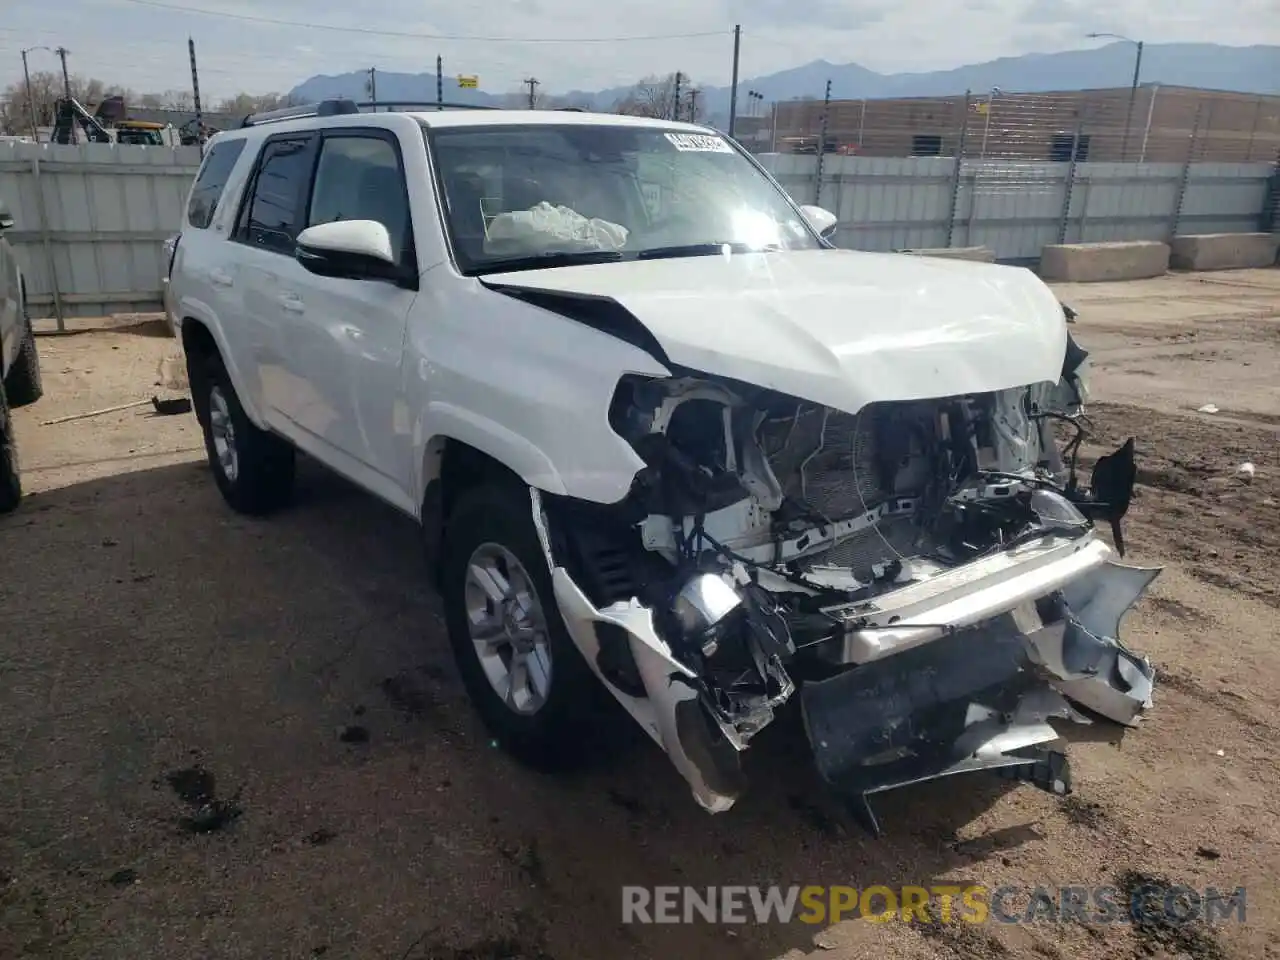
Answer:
482;248;1068;413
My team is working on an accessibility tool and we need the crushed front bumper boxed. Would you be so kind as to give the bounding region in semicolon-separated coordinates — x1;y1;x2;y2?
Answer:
535;488;1160;831
801;555;1159;833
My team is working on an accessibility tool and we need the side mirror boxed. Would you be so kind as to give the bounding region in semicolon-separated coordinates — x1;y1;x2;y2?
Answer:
295;220;402;283
799;204;838;240
0;202;14;232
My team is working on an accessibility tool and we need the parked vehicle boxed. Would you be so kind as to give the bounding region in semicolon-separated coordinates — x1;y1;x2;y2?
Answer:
166;99;1156;831
0;197;45;513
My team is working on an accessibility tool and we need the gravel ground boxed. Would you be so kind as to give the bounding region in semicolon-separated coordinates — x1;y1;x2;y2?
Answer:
1;269;1278;960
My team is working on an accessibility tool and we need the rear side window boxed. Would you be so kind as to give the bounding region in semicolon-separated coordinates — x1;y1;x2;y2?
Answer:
236;136;315;255
186;139;247;229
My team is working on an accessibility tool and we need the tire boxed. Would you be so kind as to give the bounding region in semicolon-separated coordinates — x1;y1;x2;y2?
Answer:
441;483;606;771
190;349;295;515
4;309;43;408
0;380;21;514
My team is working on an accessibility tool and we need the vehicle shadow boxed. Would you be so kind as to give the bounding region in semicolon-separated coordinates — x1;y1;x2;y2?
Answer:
0;457;1053;960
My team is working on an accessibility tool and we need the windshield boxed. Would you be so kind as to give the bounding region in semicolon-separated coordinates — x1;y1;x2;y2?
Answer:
427;123;821;275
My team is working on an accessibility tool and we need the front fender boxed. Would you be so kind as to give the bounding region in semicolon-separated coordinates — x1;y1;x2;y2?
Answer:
420;401;570;497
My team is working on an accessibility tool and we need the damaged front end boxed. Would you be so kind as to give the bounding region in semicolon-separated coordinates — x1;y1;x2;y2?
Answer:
531;338;1158;831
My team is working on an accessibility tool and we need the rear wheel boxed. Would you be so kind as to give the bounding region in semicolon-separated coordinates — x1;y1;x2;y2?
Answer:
0;380;21;514
190;350;295;515
4;308;43;408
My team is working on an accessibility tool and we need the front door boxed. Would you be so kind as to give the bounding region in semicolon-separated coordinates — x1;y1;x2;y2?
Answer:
275;128;419;511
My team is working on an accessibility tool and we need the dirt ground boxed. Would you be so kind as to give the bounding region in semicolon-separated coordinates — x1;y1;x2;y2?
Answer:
1;268;1278;960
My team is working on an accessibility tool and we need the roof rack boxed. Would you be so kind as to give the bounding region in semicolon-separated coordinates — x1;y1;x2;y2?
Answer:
240;98;360;128
356;100;498;112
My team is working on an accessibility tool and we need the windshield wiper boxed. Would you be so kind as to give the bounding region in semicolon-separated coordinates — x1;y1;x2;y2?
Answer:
470;250;624;275
636;242;779;260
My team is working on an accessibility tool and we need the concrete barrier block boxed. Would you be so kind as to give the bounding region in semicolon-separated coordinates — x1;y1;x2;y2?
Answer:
1169;233;1280;271
896;245;996;263
1038;241;1170;282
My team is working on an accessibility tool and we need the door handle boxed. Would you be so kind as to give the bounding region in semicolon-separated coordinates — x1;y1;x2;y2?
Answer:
279;294;305;314
210;268;233;287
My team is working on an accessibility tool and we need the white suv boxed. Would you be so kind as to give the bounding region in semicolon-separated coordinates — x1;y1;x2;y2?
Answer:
167;99;1159;832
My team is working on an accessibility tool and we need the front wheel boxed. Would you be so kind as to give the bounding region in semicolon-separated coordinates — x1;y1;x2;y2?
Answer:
0;380;21;514
441;484;605;770
191;351;295;515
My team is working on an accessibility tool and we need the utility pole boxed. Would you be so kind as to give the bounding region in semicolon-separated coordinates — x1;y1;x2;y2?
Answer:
188;37;204;156
367;67;378;107
55;46;71;99
688;88;699;123
524;77;539;109
20;49;39;139
1087;32;1143;161
727;24;741;138
672;71;683;121
436;55;443;111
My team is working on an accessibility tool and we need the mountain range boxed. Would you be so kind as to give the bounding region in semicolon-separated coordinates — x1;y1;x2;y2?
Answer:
290;42;1280;126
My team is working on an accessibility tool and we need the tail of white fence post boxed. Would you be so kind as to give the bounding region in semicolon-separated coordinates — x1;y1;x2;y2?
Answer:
1138;85;1159;164
30;154;65;332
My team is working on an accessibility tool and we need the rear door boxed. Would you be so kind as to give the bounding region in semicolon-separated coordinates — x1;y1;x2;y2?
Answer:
168;135;246;335
227;132;318;428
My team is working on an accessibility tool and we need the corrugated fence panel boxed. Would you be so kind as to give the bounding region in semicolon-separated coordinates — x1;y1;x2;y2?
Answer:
1179;162;1273;235
0;140;201;320
1072;163;1182;243
759;154;955;251
960;161;1068;260
759;152;818;206
765;152;1275;261
1;145;1273;325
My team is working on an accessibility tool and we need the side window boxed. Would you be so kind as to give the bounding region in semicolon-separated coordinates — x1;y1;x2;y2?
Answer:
186;139;247;229
237;137;314;255
306;134;410;264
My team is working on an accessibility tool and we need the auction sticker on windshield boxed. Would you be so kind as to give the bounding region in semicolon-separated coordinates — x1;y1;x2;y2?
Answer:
664;133;734;153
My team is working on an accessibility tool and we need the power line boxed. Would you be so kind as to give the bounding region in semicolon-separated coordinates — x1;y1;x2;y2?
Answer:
110;0;729;44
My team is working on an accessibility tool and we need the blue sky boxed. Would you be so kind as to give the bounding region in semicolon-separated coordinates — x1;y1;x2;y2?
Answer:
3;0;1276;101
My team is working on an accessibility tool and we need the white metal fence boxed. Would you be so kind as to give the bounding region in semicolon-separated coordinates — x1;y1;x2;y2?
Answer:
0;141;201;325
760;154;1277;261
0;141;1274;326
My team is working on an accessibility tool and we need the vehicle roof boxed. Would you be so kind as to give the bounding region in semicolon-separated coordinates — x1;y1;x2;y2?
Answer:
213;108;720;143
409;110;714;132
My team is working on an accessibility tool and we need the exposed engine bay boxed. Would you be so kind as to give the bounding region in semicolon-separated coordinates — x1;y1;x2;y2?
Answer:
534;335;1158;832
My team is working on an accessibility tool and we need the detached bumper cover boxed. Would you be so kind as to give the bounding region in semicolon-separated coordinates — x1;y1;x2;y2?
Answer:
801;556;1159;833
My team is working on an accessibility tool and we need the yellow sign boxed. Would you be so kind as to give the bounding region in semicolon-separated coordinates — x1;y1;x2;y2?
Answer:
975;101;989;115
457;75;479;89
